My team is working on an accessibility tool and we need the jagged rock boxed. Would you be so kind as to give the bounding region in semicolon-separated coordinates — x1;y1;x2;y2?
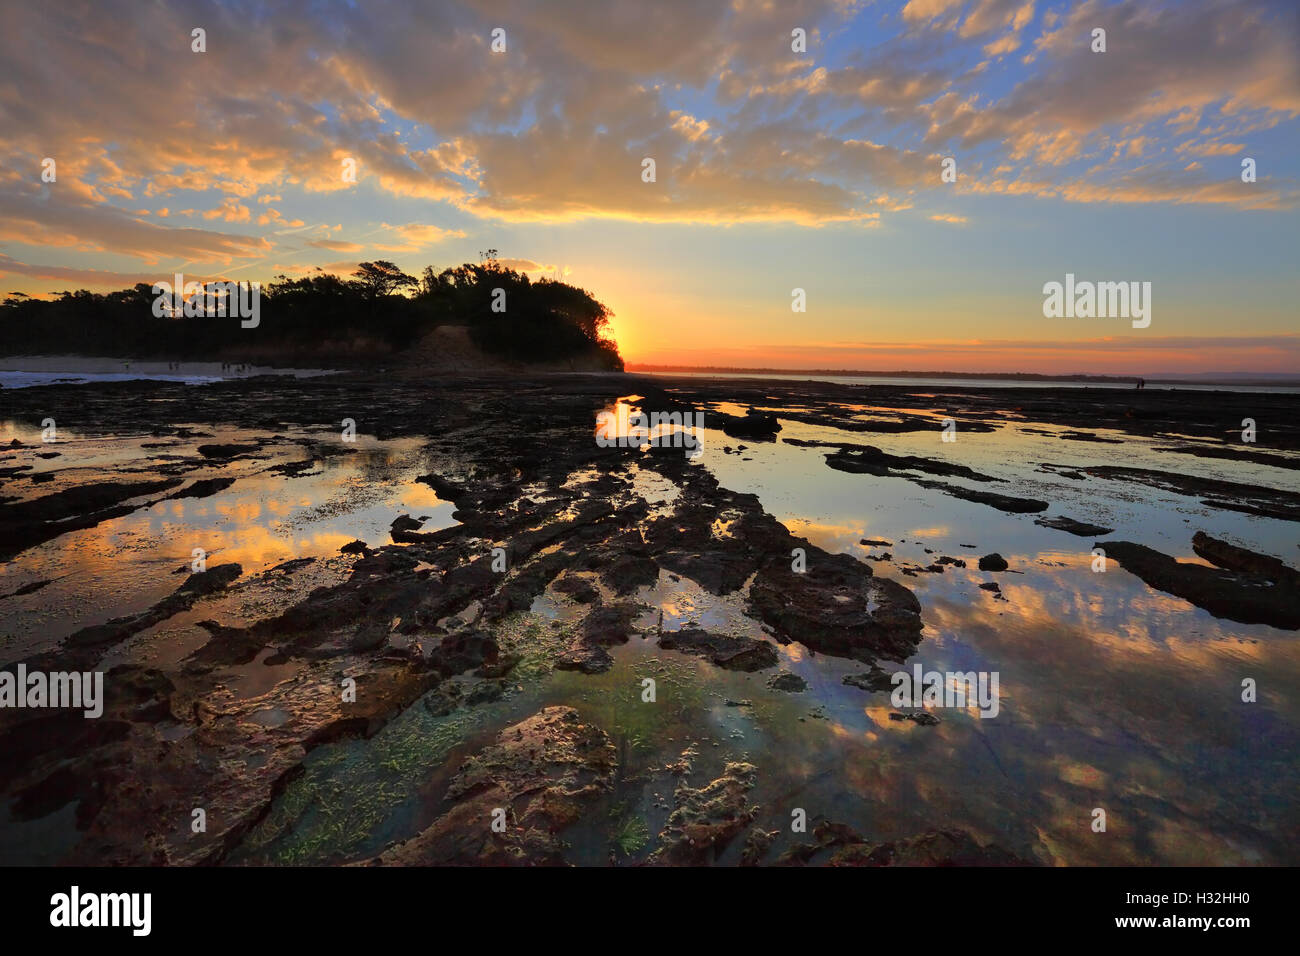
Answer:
767;672;807;692
648;761;759;865
371;707;616;865
555;603;641;674
750;550;922;663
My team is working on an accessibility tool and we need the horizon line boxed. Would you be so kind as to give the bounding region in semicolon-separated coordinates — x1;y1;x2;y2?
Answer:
624;364;1300;385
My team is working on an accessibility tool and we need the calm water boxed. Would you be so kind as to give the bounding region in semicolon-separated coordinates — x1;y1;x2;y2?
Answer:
2;392;1297;865
645;370;1300;394
0;356;339;388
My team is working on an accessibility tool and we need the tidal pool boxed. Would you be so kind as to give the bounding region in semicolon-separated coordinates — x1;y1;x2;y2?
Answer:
229;404;1299;865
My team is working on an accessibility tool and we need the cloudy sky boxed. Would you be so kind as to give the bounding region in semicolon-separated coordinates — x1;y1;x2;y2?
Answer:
2;0;1297;374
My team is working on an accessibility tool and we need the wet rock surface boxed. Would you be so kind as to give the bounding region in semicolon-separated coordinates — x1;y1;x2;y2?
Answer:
978;553;1009;572
1192;531;1300;586
2;372;1297;865
718;408;781;440
910;479;1048;514
821;443;998;482
767;672;807;692
370;707;616;865
777;820;1026;866
658;627;779;671
1034;514;1114;536
65;563;243;654
1080;465;1300;523
1098;537;1300;629
0;373;933;864
749;549;923;663
0;478;183;560
648;758;759;865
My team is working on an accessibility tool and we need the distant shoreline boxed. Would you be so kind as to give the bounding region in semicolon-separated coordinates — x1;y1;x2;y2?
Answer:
5;356;1299;394
626;364;1300;388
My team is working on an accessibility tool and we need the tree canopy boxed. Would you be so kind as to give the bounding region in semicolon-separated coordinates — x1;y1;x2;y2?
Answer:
0;260;622;369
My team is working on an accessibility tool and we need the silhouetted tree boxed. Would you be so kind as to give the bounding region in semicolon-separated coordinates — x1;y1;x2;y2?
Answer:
352;261;417;299
0;260;621;370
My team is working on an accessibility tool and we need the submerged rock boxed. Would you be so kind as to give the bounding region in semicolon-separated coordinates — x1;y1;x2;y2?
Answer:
1082;465;1300;523
843;665;895;693
372;707;617;865
65;563;243;652
890;711;940;726
648;760;759;865
268;459;317;477
658;627;778;671
1035;514;1114;536
911;479;1048;514
556;602;642;674
740;827;779;866
777;821;1026;866
767;672;807;693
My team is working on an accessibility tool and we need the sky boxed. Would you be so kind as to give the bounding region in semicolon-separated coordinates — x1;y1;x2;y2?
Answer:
1;0;1297;375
